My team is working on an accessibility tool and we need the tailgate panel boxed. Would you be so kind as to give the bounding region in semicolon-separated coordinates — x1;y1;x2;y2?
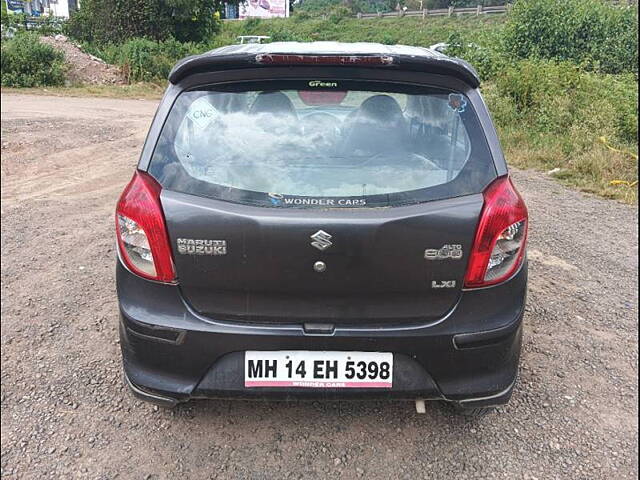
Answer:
162;190;483;325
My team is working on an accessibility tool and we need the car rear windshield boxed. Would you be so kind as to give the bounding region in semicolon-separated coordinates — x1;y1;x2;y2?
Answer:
148;79;496;208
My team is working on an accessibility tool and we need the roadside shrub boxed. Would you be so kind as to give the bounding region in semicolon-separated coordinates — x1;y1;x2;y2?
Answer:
494;60;582;132
504;0;639;74
493;59;637;145
110;37;199;82
81;37;203;83
443;31;507;81
1;32;66;87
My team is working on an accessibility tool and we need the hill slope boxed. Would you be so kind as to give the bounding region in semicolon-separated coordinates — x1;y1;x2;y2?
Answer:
216;14;506;48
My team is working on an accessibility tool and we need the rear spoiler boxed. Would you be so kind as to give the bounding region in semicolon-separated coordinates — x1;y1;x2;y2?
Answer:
168;52;481;88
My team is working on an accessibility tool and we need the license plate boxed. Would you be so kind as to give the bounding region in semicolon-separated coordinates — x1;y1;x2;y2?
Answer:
244;351;393;388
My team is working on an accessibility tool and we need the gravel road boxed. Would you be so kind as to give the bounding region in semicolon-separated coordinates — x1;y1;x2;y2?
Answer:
1;93;638;480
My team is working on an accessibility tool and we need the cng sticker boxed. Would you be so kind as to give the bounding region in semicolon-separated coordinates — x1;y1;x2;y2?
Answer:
186;97;218;130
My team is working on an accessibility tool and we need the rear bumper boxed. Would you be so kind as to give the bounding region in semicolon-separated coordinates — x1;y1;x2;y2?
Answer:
117;260;526;407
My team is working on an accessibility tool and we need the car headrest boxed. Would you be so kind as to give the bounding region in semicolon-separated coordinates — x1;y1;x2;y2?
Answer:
356;94;405;126
342;95;408;154
250;91;297;118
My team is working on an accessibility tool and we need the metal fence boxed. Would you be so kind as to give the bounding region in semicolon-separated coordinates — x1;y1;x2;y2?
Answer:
356;4;507;19
354;0;636;19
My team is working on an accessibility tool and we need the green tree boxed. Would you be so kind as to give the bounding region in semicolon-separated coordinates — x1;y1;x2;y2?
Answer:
65;0;222;44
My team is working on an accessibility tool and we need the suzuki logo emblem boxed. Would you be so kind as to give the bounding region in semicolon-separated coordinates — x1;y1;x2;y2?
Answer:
310;230;333;251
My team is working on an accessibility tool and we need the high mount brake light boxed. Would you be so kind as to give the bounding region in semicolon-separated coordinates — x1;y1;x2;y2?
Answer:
298;90;348;105
464;176;528;288
115;171;176;283
255;54;394;66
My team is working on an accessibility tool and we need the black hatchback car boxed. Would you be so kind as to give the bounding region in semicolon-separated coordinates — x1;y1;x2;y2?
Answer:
115;42;528;416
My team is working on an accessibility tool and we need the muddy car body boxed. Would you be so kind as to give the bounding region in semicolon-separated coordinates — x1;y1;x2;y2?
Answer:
115;42;528;415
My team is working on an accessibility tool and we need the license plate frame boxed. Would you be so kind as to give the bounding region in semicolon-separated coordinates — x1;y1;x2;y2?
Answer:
244;351;393;389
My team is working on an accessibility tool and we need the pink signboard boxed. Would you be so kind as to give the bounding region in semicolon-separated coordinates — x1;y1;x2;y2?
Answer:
239;0;289;18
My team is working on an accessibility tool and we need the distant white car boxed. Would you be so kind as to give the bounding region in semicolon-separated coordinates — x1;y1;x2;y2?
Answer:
237;35;271;44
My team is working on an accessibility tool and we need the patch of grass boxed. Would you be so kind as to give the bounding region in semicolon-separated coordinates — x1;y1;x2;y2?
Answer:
0;83;165;99
502;137;638;204
482;65;638;204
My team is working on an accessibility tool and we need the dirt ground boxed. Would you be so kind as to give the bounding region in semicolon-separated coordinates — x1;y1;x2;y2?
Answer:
40;36;125;86
1;92;638;480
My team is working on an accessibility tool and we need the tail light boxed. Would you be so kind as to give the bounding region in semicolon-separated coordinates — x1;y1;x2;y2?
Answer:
464;176;528;288
255;54;394;66
115;171;176;283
